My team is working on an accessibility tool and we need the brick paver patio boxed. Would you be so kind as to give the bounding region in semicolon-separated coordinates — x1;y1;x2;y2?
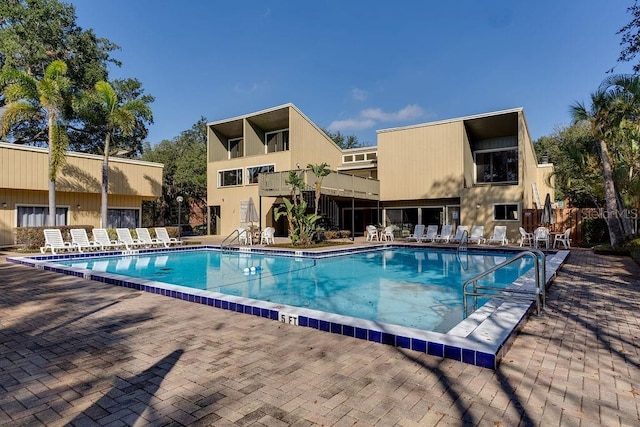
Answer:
0;248;639;426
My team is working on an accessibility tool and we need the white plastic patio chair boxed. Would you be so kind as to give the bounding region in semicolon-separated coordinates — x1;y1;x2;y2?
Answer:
366;225;379;241
260;227;276;245
534;227;550;249
553;228;571;249
41;229;75;254
381;226;395;241
518;227;534;247
237;227;251;245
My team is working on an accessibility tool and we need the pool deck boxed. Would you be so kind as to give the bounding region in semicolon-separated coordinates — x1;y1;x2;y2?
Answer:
1;238;639;426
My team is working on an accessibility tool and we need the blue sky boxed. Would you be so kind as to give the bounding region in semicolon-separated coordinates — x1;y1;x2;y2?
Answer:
71;0;633;146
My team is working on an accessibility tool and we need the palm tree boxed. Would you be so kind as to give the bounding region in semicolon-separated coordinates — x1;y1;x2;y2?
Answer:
92;80;153;227
571;74;640;247
307;162;331;216
1;60;70;226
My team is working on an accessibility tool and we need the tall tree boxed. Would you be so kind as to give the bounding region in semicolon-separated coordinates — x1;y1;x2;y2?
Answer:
535;122;603;207
1;60;71;225
617;1;640;73
307;162;331;216
0;0;119;146
81;80;153;227
321;128;362;149
141;118;207;226
571;75;640;247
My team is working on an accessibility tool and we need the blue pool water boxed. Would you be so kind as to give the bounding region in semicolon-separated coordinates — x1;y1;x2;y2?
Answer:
59;248;532;333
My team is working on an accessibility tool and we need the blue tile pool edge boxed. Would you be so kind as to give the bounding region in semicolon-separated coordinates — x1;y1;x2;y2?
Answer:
7;247;570;370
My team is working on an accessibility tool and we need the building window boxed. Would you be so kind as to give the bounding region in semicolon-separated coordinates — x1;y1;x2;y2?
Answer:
475;148;518;184
265;129;289;153
247;164;275;184
17;206;67;227
218;169;243;187
493;204;519;221
107;209;139;228
228;137;243;159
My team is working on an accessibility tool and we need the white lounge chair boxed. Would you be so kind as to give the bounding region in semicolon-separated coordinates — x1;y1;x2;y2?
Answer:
434;224;454;243
487;226;508;245
381;226;395;241
469;226;486;244
449;226;469;243
554;228;572;249
92;228;125;250
154;227;183;246
70;228;101;252
260;227;276;245
420;225;439;243
405;224;425;242
41;229;75;254
135;228;163;247
518;227;533;247
366;225;379;242
116;228;147;250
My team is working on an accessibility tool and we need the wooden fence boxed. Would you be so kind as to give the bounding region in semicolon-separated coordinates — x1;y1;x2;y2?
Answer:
523;208;586;244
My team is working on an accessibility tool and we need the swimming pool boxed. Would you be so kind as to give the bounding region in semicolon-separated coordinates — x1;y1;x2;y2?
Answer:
55;248;532;333
9;245;569;369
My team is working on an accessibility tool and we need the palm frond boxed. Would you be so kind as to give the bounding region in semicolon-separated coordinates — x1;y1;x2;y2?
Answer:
0;102;39;137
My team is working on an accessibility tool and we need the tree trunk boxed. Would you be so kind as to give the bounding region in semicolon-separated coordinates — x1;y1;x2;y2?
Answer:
599;139;625;247
47;116;56;226
615;185;634;237
101;133;110;227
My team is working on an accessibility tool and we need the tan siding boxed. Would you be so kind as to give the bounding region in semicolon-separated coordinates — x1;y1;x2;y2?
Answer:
378;121;464;200
0;143;163;197
289;107;343;171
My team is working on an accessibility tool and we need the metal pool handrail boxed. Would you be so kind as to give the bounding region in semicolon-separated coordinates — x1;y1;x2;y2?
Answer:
457;229;469;252
220;228;243;251
462;249;546;317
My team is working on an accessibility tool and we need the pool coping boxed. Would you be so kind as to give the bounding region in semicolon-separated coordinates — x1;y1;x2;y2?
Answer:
7;244;569;369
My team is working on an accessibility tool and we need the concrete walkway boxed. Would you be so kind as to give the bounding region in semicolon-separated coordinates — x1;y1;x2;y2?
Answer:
0;247;639;426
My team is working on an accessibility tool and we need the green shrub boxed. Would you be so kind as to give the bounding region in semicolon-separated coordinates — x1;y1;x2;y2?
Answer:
582;218;609;244
15;225;94;250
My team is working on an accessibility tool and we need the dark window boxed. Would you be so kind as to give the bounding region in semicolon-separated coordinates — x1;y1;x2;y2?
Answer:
247;165;275;184
228;138;243;159
107;209;139;228
494;204;519;221
475;149;518;183
219;169;243;187
266;130;289;153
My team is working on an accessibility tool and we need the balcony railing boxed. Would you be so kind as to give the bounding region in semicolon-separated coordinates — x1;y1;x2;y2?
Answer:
258;170;379;200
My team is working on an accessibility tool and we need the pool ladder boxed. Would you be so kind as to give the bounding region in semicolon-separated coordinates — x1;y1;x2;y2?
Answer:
462;249;546;317
220;229;244;251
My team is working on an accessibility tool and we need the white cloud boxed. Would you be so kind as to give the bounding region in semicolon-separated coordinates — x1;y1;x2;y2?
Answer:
328;104;425;133
351;88;368;101
361;104;424;122
328;118;376;132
